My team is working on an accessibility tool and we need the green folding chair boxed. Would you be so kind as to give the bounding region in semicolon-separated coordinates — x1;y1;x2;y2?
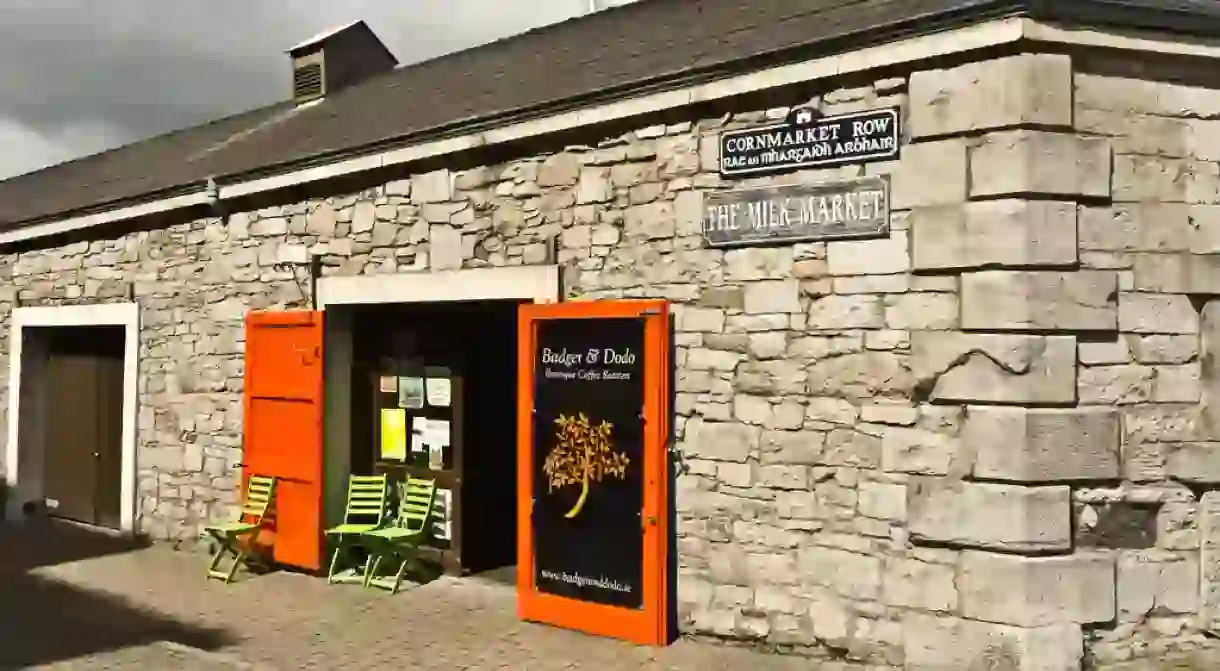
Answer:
202;475;277;583
362;477;437;594
324;474;391;584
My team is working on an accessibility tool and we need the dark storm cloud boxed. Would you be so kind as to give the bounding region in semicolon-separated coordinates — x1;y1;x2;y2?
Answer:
0;0;588;177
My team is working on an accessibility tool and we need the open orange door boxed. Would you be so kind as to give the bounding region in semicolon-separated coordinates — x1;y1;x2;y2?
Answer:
517;300;670;646
243;310;325;571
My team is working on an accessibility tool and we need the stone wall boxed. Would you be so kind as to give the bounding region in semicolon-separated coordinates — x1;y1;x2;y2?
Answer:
3;46;1220;668
1067;58;1220;665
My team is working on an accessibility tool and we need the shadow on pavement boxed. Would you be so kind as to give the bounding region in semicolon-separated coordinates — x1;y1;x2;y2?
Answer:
0;516;148;574
0;518;234;669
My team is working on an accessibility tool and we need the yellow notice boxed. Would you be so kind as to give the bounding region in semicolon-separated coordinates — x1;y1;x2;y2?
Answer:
380;408;407;461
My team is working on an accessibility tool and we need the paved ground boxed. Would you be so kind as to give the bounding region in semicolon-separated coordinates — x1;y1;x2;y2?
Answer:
6;520;1220;670
0;520;841;671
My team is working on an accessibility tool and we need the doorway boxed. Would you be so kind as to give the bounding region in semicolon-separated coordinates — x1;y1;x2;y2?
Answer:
343;299;521;576
316;267;560;579
6;303;140;532
24;325;126;529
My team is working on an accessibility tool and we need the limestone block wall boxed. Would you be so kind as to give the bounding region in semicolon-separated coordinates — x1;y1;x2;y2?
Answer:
662;54;1106;668
0;44;1218;668
1066;56;1220;664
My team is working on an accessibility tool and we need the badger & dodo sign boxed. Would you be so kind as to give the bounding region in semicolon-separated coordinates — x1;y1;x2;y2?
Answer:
719;106;900;177
531;317;645;609
702;176;890;248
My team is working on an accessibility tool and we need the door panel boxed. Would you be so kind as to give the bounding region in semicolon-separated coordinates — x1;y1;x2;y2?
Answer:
516;300;670;647
243;310;325;571
246;398;323;483
42;355;99;524
271;478;323;568
246;314;324;400
94;350;125;530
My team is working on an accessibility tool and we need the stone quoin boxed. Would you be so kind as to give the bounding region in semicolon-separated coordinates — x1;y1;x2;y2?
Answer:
2;1;1220;668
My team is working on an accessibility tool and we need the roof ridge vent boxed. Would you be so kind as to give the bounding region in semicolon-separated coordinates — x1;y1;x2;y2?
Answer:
287;20;398;105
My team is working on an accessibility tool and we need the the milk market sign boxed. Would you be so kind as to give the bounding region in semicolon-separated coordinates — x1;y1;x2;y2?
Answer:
719;106;901;177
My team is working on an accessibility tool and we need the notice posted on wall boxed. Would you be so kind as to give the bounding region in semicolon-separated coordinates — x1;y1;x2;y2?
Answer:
432;488;452;540
425;377;451;407
398;377;425;409
423;418;451;447
379;408;407;461
378;376;398;393
410;416;428;453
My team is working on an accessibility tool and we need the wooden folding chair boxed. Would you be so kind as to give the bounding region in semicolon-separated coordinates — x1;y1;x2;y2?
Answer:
361;477;436;594
324;474;391;585
202;475;277;583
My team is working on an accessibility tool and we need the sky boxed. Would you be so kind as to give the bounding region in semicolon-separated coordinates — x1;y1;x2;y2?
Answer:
0;1;634;180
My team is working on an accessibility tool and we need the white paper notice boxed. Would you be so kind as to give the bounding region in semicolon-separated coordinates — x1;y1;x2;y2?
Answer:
411;433;425;453
423;419;451;447
411;416;429;434
432;489;452;540
398;377;425;409
426;377;452;407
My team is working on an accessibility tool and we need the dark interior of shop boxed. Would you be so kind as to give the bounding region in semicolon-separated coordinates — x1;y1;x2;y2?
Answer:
347;299;522;577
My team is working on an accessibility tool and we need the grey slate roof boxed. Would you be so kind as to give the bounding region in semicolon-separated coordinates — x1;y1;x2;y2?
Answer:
1;0;1219;230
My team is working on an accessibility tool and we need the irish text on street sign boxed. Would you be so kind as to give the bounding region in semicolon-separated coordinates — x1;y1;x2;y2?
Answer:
719;107;901;177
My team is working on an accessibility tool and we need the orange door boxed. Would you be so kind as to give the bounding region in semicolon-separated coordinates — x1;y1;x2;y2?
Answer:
243;310;325;571
516;300;670;646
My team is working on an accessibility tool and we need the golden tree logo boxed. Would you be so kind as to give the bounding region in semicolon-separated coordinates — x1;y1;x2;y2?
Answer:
542;412;630;518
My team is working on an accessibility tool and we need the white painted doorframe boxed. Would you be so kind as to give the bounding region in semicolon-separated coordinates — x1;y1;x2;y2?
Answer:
4;302;141;533
315;266;562;308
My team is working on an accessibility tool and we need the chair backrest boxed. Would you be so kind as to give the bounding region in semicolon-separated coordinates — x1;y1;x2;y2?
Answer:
240;475;277;523
395;477;436;533
343;474;390;525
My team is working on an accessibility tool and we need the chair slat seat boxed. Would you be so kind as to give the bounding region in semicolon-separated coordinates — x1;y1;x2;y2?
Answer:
203;521;258;535
363;526;423;541
326;522;381;535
